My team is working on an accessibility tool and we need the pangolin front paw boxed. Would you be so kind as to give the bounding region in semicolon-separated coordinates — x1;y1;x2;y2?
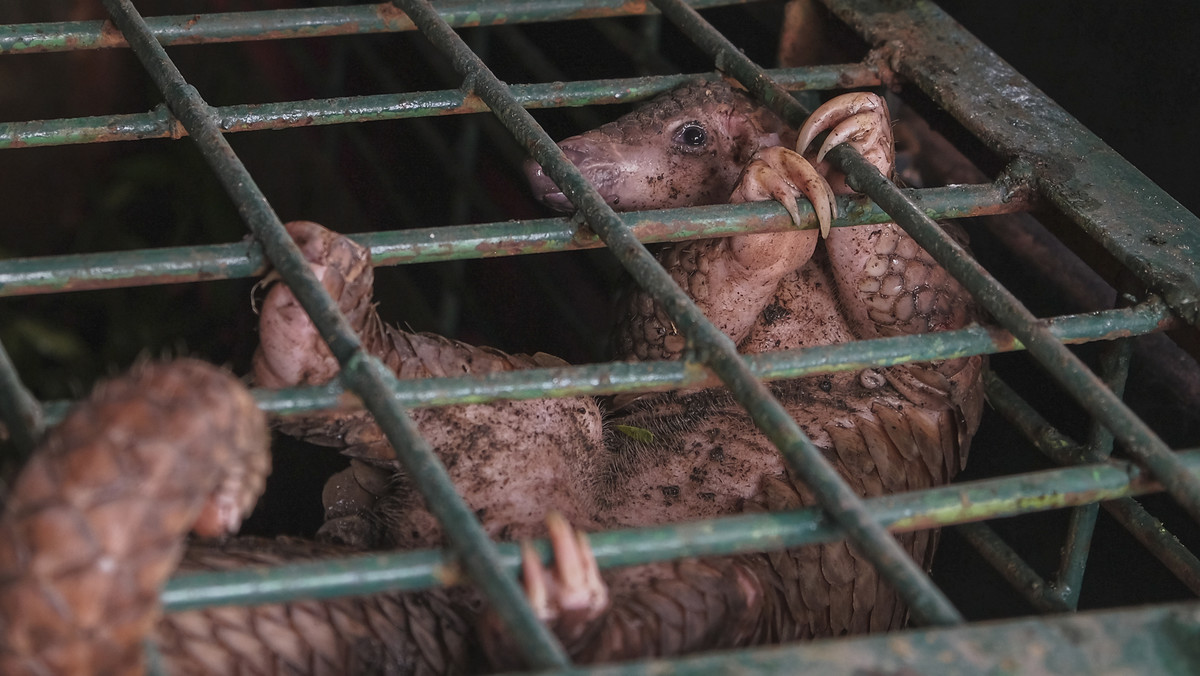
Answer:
731;145;838;238
252;221;375;389
796;92;895;188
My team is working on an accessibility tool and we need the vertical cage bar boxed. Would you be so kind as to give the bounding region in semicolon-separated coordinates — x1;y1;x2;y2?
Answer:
985;373;1200;596
392;0;962;628
0;339;44;459
954;522;1070;614
97;0;569;667
1055;337;1132;607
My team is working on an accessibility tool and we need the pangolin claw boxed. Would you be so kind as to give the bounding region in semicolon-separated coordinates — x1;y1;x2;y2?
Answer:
732;145;837;238
796;92;895;181
521;511;610;633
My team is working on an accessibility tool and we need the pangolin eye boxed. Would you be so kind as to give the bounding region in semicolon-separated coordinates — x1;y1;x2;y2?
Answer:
676;122;708;147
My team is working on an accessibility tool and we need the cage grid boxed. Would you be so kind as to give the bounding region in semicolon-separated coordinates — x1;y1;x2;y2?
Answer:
1;0;1198;673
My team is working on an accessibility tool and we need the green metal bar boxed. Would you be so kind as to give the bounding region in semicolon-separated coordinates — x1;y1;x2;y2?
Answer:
983;372;1083;466
1056;337;1132;608
648;0;815;123
1101;498;1200;597
399;0;962;627
809;5;1200;522
99;0;567;668
0;182;1024;297
162;448;1200;610
822;1;1200;326
0;339;44;458
544;601;1200;676
35;299;1176;426
953;522;1070;614
0;0;759;54
253;300;1175;412
0;66;879;150
985;372;1200;597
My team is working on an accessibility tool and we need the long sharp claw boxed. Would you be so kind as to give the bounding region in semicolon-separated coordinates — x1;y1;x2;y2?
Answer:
781;151;837;238
796;92;887;156
521;540;549;619
545;511;584;596
733;147;837;238
576;530;606;604
815;111;887;165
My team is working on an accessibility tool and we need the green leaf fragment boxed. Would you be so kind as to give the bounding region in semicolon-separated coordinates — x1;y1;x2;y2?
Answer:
615;424;655;443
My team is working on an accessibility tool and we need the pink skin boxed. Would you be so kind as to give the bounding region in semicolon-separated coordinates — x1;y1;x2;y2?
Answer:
526;80;793;212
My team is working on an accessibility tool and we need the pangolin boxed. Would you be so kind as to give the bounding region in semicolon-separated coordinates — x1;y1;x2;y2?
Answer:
250;80;985;668
0;360;477;675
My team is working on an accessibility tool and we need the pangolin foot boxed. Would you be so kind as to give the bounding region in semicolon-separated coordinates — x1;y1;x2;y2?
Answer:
796;92;896;190
730;145;838;238
521;511;610;643
253;220;374;389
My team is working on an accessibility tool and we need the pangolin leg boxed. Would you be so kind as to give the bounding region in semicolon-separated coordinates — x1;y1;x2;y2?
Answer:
731;145;837;237
800;92;986;462
614;149;833;361
0;360;271;676
254;220;583;457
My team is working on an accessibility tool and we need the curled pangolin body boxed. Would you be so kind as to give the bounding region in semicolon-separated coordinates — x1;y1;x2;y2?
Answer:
0;359;270;676
0;361;482;675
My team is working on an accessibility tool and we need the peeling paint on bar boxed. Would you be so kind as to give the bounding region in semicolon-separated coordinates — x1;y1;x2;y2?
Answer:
0;67;880;150
0;182;1027;296
0;0;759;54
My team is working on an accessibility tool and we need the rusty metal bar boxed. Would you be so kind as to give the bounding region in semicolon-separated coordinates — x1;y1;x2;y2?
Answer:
953;522;1070;614
1055;337;1133;608
0;0;759;54
0;182;1024;297
32;299;1177;428
647;0;1200;524
163;448;1200;610
542;601;1200;675
985;372;1200;596
397;0;962;628
835;125;1200;524
0;66;880;150
98;0;568;667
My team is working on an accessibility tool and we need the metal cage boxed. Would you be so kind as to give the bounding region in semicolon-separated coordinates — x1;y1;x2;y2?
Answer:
1;0;1198;673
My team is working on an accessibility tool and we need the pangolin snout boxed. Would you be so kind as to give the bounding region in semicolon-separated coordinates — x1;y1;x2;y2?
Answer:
523;144;596;212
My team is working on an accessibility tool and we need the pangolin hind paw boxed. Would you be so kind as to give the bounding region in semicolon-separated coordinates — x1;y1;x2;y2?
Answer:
522;511;610;642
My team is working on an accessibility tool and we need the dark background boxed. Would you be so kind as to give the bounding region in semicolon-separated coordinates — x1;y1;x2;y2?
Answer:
1;0;1197;624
